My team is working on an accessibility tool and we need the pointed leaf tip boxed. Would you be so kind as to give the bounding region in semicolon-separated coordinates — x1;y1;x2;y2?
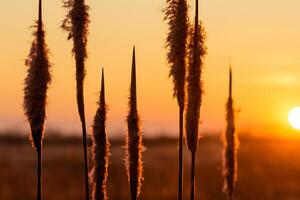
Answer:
132;46;136;63
229;66;232;99
131;47;136;80
130;48;137;111
38;0;42;24
100;68;105;103
195;0;199;23
101;68;105;82
101;68;105;84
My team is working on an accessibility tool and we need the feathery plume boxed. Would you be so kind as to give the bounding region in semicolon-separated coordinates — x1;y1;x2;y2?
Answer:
61;0;90;199
164;0;188;198
222;67;238;200
23;0;51;199
125;47;143;200
185;0;206;199
91;69;110;200
164;0;188;106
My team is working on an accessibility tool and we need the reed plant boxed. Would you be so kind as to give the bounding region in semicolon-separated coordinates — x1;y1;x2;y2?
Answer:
185;0;206;199
222;67;238;200
23;0;51;199
125;47;143;200
90;69;110;200
61;0;90;199
164;0;188;198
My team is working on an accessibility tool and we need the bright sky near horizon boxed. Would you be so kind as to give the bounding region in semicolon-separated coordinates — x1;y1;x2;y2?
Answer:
1;0;300;138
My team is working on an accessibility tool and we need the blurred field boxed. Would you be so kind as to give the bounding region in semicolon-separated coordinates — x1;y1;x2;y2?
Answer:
1;134;300;200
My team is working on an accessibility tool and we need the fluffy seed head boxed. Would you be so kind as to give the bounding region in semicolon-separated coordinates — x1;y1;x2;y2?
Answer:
164;0;188;107
61;0;90;120
222;67;239;199
125;47;143;200
91;69;110;200
24;0;51;149
185;0;207;153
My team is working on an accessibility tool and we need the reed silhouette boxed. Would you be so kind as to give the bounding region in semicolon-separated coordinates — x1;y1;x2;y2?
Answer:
23;0;51;199
61;0;90;199
90;69;110;200
185;0;206;199
222;67;238;200
125;47;143;200
164;0;188;198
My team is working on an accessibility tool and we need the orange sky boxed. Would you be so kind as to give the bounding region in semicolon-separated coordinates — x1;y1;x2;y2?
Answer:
1;0;300;138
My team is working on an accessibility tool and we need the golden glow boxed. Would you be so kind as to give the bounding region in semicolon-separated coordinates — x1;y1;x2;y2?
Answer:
288;107;300;130
0;1;300;137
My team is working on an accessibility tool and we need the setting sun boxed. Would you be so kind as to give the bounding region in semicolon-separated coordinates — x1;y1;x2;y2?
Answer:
2;0;300;199
288;107;300;130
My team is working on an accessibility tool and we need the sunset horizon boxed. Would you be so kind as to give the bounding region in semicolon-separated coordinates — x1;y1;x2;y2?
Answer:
1;0;300;139
2;0;300;200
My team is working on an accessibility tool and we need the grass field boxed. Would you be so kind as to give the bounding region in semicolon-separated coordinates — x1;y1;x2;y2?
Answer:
1;135;300;200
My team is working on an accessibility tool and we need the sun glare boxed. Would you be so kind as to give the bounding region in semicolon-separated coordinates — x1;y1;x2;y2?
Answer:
288;107;300;130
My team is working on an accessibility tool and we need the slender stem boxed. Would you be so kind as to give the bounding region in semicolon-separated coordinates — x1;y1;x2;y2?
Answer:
81;119;90;200
77;77;90;200
178;106;183;200
37;144;42;200
38;0;42;25
190;152;196;200
130;188;137;200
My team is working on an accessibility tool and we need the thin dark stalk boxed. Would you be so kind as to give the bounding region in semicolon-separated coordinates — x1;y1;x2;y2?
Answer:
78;95;89;200
178;106;183;200
61;1;90;199
77;84;89;199
82;119;90;200
190;152;196;200
164;0;188;198
37;143;42;200
37;0;42;190
185;0;206;199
